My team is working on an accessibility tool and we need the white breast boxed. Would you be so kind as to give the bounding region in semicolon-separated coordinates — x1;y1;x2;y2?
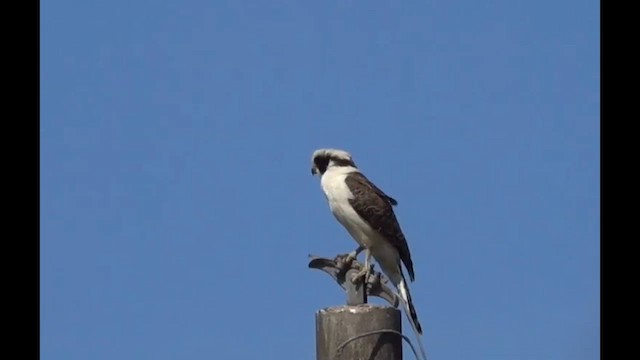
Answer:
320;167;379;249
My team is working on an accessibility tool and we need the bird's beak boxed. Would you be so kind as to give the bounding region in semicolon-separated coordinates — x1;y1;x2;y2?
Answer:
311;166;318;175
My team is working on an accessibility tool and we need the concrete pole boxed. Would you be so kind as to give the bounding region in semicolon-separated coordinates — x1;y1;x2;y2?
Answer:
316;304;402;360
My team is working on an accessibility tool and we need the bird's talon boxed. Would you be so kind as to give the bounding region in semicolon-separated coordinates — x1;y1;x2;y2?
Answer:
344;251;358;264
350;271;366;284
369;272;382;287
350;263;374;284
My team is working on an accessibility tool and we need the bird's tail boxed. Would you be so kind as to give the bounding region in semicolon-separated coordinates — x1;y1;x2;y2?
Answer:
398;277;422;334
398;277;428;360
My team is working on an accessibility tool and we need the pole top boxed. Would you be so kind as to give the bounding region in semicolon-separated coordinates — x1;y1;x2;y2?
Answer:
308;253;401;307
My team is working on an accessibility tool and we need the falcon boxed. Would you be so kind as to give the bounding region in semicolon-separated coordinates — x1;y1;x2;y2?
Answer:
311;148;423;335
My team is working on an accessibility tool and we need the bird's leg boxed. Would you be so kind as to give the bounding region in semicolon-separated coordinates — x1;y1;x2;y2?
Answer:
351;249;373;284
344;245;365;264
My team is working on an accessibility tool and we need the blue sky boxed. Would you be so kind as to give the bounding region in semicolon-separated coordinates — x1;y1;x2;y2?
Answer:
41;1;599;359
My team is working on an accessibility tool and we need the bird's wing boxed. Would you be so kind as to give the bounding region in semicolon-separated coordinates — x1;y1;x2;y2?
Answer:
344;172;415;281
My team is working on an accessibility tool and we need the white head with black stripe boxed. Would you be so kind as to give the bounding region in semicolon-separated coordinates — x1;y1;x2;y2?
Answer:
310;148;358;176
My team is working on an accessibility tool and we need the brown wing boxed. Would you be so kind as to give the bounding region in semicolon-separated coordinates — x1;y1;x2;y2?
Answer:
344;172;415;281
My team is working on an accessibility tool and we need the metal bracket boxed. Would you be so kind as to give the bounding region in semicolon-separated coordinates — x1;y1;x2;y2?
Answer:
308;253;400;307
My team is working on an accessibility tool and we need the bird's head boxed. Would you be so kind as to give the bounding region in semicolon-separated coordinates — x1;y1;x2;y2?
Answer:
311;148;357;176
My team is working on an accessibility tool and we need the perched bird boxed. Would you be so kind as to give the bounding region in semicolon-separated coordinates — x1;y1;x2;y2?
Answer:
311;148;423;335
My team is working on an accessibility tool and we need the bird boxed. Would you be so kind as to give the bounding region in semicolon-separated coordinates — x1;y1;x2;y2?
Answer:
310;148;423;335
